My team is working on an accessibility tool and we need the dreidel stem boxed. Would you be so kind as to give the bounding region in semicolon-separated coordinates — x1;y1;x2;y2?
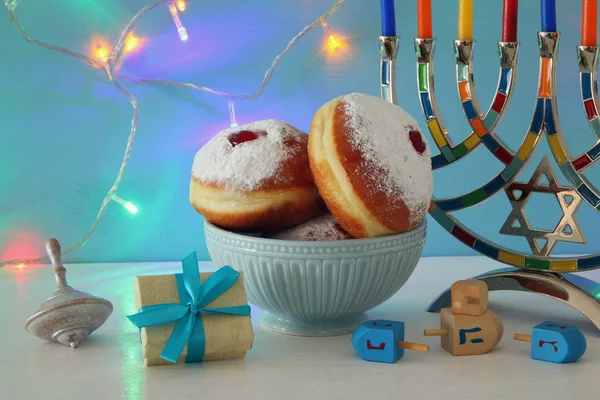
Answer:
397;341;429;352
513;333;532;343
423;329;448;337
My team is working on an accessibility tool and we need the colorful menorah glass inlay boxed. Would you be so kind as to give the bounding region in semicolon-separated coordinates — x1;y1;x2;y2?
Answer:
411;31;600;273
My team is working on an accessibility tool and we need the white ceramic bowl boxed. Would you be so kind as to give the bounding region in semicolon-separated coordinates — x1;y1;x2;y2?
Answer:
204;220;426;336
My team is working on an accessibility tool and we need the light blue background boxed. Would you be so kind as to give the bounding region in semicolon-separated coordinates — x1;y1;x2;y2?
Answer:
1;0;599;263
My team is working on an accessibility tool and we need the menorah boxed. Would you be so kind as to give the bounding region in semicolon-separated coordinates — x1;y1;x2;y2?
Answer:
379;32;600;329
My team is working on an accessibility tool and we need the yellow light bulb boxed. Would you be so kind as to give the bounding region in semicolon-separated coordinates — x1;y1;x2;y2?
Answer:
16;263;25;270
95;45;109;62
326;35;342;53
176;0;186;12
125;34;140;53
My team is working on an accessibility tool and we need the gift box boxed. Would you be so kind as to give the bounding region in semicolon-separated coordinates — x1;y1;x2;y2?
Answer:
128;252;254;366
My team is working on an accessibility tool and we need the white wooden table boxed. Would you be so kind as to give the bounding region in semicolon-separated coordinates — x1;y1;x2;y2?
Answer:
1;256;598;400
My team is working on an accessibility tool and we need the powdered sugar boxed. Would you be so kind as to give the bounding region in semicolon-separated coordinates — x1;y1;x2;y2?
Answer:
192;120;307;192
269;213;352;241
342;93;433;218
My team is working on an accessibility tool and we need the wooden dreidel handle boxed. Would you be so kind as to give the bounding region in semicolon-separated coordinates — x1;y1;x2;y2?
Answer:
423;309;503;356
352;320;428;363
513;321;587;363
424;329;448;337
513;333;532;343
451;280;488;316
398;341;429;353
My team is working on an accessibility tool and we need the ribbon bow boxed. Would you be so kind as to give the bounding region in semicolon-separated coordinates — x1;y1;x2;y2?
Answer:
127;252;251;363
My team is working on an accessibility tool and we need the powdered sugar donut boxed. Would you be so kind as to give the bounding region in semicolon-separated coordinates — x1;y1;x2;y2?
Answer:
308;93;432;238
190;120;325;232
268;213;352;241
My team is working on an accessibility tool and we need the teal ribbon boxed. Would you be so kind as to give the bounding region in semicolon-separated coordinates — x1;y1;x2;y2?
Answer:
127;252;251;363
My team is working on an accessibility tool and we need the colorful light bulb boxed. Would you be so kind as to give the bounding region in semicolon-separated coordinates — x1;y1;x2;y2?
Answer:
124;201;139;214
176;0;186;12
111;194;139;215
95;45;109;62
125;34;141;53
169;2;189;41
320;22;344;55
327;35;342;53
228;100;238;128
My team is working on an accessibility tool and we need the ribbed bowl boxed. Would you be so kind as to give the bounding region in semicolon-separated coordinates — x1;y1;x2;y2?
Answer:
204;220;426;336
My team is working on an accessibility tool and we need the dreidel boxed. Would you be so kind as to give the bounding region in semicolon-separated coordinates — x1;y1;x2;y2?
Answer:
451;280;488;316
424;308;504;356
352;320;429;363
513;321;587;363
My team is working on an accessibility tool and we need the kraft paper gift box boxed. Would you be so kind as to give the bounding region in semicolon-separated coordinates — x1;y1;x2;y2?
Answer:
128;252;254;366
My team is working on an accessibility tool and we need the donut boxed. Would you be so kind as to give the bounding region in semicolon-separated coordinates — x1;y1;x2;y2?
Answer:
268;213;353;241
308;93;432;238
190;119;325;232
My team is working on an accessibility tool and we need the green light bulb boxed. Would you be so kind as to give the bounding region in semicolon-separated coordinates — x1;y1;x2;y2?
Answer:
124;201;139;214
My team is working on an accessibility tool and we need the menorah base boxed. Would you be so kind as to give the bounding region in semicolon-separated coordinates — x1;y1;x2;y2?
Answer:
426;267;600;330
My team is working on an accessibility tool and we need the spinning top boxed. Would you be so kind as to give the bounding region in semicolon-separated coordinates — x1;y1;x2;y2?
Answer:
352;320;429;363
514;321;587;363
24;238;113;348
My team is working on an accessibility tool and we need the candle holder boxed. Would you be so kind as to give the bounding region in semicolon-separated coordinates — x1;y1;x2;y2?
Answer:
380;32;600;329
379;35;400;104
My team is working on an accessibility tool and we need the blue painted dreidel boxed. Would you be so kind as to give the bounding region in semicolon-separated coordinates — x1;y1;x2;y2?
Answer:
513;321;587;363
352;320;429;363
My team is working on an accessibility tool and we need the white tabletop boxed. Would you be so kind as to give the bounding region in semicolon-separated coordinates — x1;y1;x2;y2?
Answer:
1;256;598;400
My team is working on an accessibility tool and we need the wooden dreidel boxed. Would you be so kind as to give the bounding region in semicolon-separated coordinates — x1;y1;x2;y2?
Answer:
513;321;587;363
352;320;429;363
424;308;503;356
451;280;488;316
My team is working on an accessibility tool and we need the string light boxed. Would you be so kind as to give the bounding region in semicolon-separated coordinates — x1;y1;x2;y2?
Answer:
111;194;139;215
176;0;186;12
125;34;141;53
326;35;342;53
1;0;345;268
95;44;110;62
228;100;238;128
168;1;188;41
16;263;25;271
320;21;345;55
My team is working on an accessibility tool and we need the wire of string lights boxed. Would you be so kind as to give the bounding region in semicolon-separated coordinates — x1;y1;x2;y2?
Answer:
1;0;346;268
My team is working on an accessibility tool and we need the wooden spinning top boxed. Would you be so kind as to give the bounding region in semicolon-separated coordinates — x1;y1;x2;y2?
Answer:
24;239;113;348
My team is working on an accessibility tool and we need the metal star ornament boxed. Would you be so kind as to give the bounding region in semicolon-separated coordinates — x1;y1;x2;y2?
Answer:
500;156;586;256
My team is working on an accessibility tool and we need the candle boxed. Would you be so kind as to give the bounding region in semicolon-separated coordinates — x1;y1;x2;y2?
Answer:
380;0;396;36
457;0;473;40
502;0;518;42
582;0;598;46
418;0;433;38
541;0;557;32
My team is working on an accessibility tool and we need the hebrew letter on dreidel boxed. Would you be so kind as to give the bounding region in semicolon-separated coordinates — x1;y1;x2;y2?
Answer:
352;320;429;363
424;308;503;356
514;321;587;363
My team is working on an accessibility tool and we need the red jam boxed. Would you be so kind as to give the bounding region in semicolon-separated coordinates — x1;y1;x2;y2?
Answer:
228;130;263;147
409;130;427;155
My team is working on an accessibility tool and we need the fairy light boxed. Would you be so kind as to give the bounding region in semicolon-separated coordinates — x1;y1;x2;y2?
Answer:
320;21;344;55
1;0;345;268
228;100;238;128
16;263;25;271
111;194;139;215
95;44;109;62
125;34;141;53
326;35;342;53
168;1;188;41
176;0;186;12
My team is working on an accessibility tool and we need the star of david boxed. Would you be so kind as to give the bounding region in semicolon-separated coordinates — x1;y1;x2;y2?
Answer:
499;156;586;256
